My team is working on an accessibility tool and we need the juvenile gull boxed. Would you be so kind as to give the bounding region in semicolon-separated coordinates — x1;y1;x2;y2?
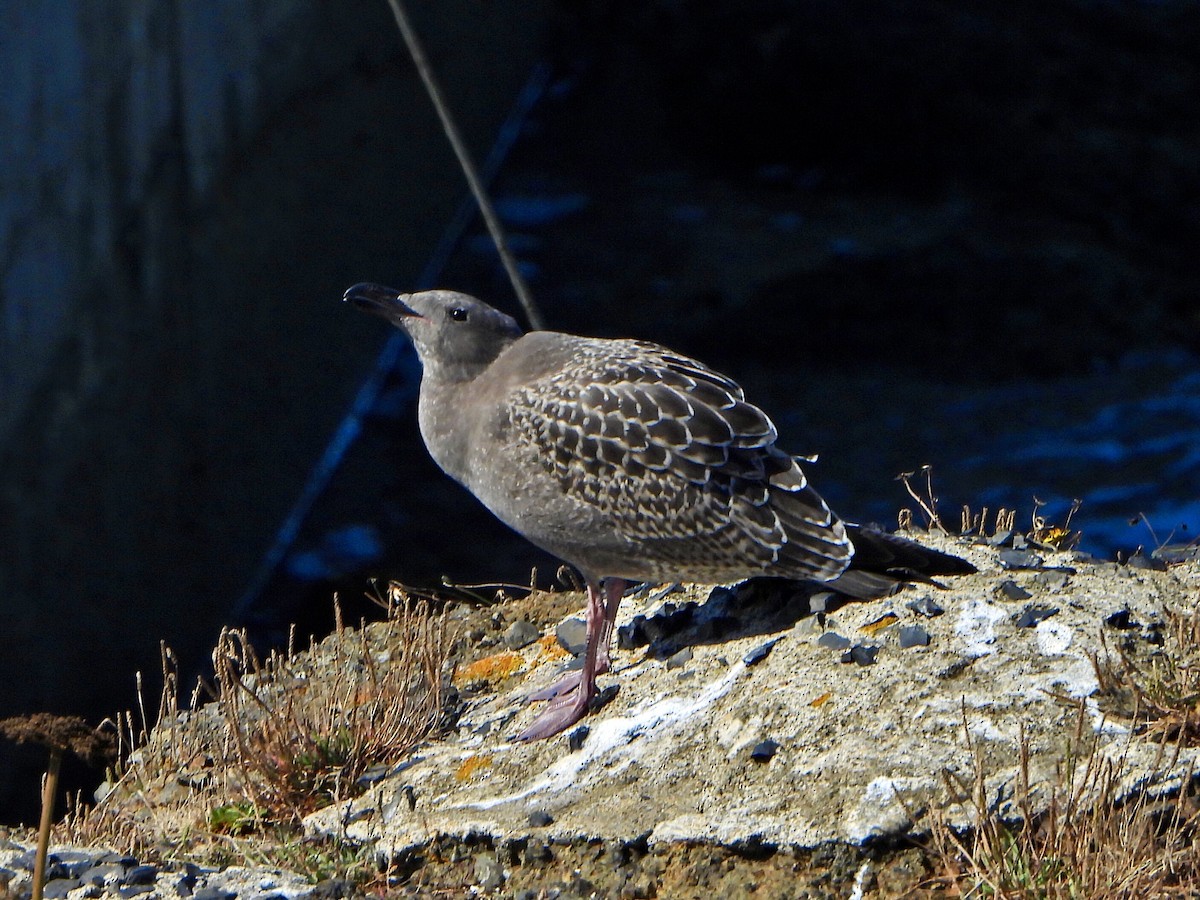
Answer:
345;284;976;740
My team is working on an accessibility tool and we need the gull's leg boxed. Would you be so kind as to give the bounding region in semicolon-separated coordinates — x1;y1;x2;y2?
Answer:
594;577;628;675
524;576;627;702
516;579;613;741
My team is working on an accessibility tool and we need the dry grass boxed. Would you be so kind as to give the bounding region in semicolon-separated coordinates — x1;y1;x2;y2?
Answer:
922;695;1200;897
902;475;1200;896
209;595;450;822
51;588;454;879
1094;602;1200;748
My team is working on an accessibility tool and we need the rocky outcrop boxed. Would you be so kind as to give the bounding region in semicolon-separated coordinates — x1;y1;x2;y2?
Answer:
307;539;1199;857
12;539;1191;895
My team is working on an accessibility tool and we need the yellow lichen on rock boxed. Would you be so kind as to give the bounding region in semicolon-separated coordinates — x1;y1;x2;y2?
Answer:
453;651;525;689
455;753;493;781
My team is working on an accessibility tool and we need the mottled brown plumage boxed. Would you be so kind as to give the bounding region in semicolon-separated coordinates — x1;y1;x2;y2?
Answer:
345;284;975;740
508;337;851;584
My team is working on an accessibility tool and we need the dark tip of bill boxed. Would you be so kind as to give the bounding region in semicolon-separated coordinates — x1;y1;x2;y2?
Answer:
343;282;416;317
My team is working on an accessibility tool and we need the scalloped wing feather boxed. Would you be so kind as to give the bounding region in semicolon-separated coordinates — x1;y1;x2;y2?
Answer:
510;338;851;580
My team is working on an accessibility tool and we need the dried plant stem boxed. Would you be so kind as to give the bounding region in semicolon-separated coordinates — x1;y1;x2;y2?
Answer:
898;465;948;533
32;747;62;900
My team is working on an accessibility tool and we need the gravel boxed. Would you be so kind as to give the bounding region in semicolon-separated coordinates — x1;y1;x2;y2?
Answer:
0;844;314;900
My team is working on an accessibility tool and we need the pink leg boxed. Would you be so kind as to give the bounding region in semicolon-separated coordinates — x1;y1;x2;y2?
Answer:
516;578;628;741
524;577;627;702
596;576;626;672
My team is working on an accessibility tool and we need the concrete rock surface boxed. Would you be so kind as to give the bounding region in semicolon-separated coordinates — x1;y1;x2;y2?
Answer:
306;536;1200;854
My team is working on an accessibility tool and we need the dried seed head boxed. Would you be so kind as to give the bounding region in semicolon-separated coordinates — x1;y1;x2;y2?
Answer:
0;713;118;767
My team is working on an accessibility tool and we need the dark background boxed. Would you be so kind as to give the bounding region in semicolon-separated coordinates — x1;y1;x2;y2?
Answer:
2;0;1198;824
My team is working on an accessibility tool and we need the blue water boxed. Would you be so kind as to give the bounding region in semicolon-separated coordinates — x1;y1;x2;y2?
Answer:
822;351;1200;559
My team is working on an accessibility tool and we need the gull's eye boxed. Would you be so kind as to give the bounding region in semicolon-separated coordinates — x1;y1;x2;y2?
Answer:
448;307;469;322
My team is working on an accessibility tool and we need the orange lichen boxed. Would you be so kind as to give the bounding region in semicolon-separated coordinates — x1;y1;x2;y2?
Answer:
810;691;833;708
455;753;493;781
453;651;525;688
536;633;570;660
860;613;899;635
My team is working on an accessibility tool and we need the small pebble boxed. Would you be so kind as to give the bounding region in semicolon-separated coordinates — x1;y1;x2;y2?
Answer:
1033;569;1070;591
750;739;779;762
473;853;504;891
568;725;590;752
817;632;851;651
841;644;879;666
80;864;124;887
53;852;95;879
905;596;944;618
998;580;1033;601
999;549;1044;570
617;616;648;650
556;618;588;655
191;888;236;900
665;647;693;670
43;880;82;900
989;529;1015;547
1126;552;1166;571
118;885;153;899
125;864;158;885
306;878;356;899
589;684;619;712
809;592;835;613
503;619;541;650
860;612;898;635
1104;608;1138;630
1016;605;1059;628
793;615;823;636
528;810;554;827
525;839;553;864
648;583;684;604
899;625;930;648
743;638;779;666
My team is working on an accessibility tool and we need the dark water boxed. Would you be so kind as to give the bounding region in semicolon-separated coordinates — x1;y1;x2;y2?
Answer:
936;353;1198;556
779;350;1200;558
